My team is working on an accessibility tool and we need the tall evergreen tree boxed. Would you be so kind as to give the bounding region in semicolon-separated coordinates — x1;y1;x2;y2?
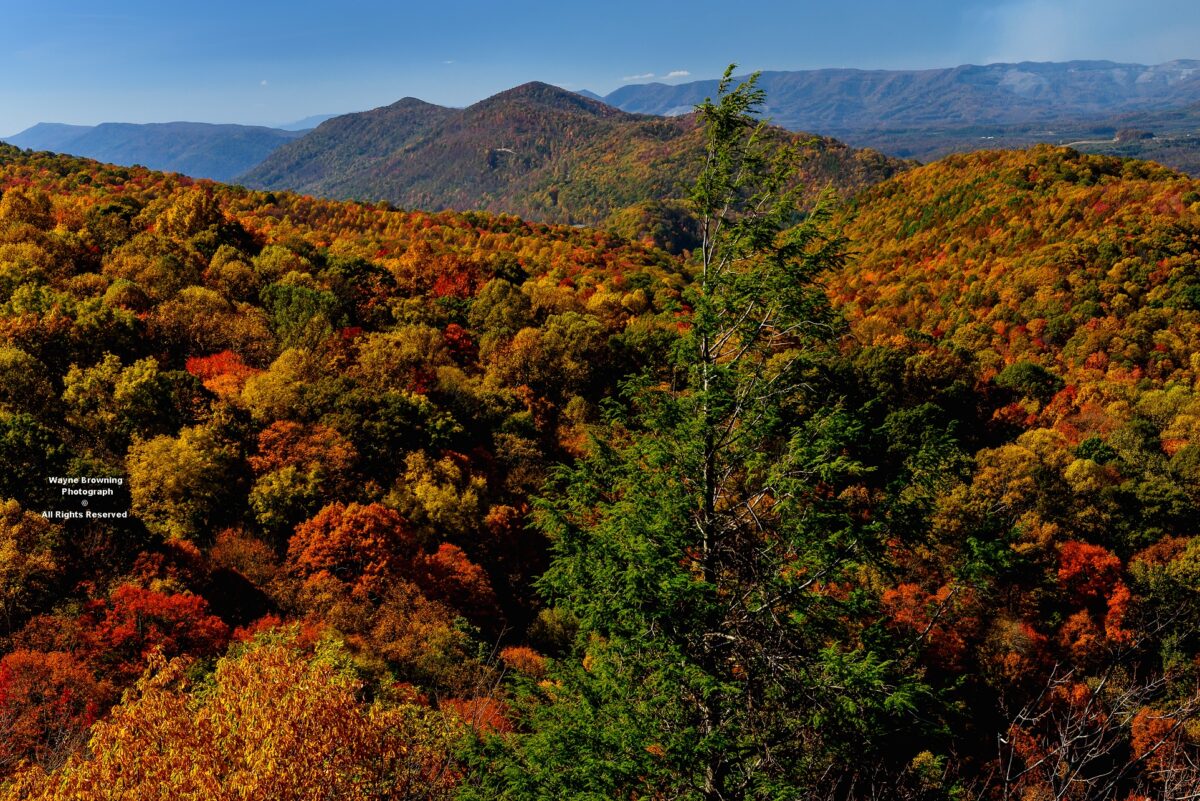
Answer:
465;67;926;800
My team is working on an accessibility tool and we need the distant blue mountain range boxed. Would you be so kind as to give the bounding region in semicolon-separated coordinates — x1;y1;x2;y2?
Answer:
2;121;307;182
595;59;1200;131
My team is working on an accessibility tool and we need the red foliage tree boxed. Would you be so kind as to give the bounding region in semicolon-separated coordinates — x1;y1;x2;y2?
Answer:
881;582;973;670
288;502;420;599
440;696;512;734
443;323;477;364
413;543;498;623
0;650;106;773
76;585;230;683
184;349;261;395
1057;540;1123;605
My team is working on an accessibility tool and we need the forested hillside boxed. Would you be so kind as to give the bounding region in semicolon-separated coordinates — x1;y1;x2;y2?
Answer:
2;94;1200;798
0;140;686;796
826;145;1200;797
241;82;905;233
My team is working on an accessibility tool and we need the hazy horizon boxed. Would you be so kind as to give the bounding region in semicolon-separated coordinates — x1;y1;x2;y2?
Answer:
7;55;1200;137
2;0;1199;135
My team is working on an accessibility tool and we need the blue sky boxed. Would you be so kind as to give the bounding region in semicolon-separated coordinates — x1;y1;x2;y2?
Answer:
1;0;1198;134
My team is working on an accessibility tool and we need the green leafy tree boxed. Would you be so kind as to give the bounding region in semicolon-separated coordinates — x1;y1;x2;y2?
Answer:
259;280;343;349
126;424;240;542
467;68;924;800
0;413;66;507
62;354;203;456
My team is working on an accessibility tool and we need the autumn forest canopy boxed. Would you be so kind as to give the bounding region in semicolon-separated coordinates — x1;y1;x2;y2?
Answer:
4;71;1200;800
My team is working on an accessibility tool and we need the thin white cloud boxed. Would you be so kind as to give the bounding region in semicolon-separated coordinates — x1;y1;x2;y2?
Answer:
665;70;690;78
975;0;1083;62
260;79;268;87
622;72;655;82
972;0;1200;65
443;59;455;65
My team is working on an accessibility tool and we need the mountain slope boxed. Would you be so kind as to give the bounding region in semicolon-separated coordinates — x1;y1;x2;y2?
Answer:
240;82;908;230
836;145;1200;404
0;140;690;787
5;137;1200;796
2;122;306;182
239;97;458;197
5;122;93;151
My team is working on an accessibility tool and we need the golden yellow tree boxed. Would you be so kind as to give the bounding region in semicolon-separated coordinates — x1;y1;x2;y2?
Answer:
4;629;461;801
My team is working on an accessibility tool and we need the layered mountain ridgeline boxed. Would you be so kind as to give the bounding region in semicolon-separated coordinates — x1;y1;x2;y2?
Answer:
606;61;1200;126
276;113;342;132
604;61;1200;173
4;124;94;152
2;122;307;182
240;82;907;233
238;96;457;194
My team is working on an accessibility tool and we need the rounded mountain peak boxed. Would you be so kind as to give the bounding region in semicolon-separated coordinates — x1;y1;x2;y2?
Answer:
473;82;620;116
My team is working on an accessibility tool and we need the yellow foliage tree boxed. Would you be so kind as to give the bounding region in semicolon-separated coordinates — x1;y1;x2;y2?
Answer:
0;500;59;634
126;425;238;541
3;630;461;801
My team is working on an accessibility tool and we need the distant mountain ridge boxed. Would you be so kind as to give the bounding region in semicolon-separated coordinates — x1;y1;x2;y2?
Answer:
600;60;1200;131
277;114;343;131
594;60;1200;174
2;121;306;182
6;123;94;152
239;81;908;233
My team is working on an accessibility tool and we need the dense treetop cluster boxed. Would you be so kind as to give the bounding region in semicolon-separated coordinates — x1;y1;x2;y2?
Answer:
2;132;1200;798
0;141;686;792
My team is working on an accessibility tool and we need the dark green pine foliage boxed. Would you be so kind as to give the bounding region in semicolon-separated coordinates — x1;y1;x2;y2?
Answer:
463;68;928;800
